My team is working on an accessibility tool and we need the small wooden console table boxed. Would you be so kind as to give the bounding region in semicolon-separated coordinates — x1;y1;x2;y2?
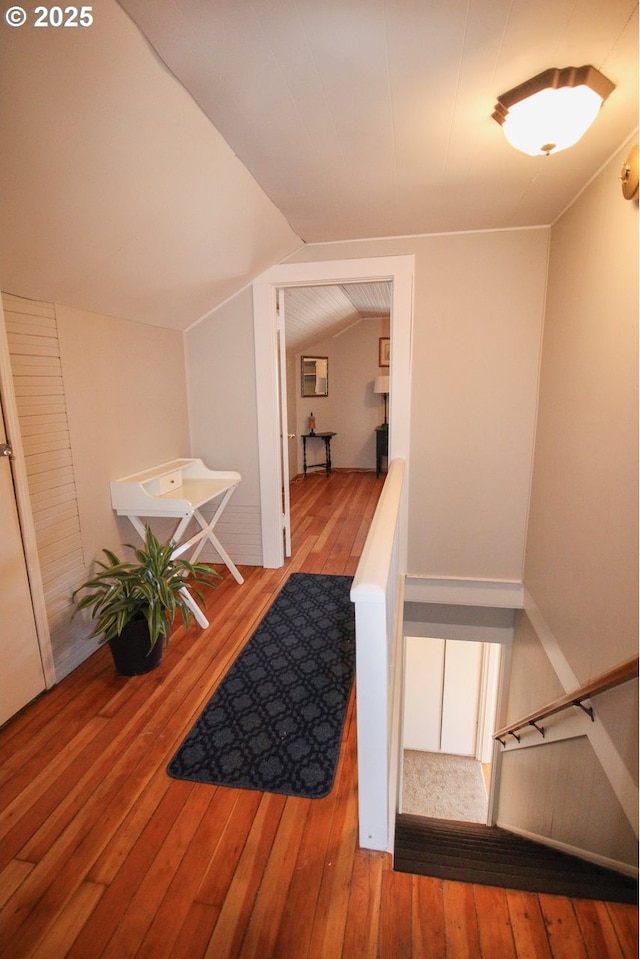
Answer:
302;432;336;476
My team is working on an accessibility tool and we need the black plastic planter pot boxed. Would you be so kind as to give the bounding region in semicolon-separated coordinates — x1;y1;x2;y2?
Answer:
108;617;164;676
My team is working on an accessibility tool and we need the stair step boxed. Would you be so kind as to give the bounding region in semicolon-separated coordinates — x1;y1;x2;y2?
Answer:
394;814;638;904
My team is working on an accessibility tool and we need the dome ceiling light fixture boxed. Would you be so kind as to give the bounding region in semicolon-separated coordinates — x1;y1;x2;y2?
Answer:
492;65;615;157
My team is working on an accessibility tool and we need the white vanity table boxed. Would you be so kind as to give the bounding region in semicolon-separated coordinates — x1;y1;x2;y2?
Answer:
110;458;244;627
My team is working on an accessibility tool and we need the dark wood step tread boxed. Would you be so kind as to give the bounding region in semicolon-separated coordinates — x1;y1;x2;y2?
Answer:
394;815;638;904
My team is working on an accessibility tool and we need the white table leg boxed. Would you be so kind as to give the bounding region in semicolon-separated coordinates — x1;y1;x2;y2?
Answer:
178;585;209;629
122;480;244;632
192;506;244;583
189;487;235;561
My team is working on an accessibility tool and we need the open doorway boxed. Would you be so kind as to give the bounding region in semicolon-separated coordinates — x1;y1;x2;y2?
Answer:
252;254;414;570
282;281;391;481
273;280;392;559
400;635;502;824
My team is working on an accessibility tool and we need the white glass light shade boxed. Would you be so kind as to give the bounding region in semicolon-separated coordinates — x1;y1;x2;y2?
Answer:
374;375;390;394
493;66;614;158
502;85;604;156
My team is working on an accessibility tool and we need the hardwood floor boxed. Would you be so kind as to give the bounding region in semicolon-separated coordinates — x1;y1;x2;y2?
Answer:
1;470;637;958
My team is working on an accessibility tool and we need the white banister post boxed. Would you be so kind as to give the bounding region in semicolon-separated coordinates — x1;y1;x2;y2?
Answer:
353;589;389;849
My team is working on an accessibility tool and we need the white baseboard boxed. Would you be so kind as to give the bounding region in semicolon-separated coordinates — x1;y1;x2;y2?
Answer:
404;576;524;608
496;820;639;879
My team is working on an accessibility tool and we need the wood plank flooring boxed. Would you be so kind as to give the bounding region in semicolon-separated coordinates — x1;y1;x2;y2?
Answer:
1;470;638;958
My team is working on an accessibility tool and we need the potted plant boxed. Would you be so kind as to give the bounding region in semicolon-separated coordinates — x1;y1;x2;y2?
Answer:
73;526;221;675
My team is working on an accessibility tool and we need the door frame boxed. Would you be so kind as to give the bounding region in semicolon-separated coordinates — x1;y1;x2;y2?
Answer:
252;255;414;568
0;301;56;687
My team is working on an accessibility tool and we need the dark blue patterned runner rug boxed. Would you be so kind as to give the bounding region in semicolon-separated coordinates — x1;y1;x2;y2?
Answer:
167;573;355;799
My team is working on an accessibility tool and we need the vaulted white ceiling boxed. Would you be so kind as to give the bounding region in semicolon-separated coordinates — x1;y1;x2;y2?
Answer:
0;0;637;332
118;0;639;240
0;0;302;331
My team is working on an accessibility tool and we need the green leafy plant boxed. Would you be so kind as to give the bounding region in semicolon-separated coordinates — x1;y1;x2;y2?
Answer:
73;527;221;650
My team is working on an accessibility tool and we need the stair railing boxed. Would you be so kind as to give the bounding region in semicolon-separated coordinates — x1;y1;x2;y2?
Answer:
494;655;638;745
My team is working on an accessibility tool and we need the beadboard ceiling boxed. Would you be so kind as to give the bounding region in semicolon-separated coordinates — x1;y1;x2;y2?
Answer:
0;0;637;332
284;282;391;351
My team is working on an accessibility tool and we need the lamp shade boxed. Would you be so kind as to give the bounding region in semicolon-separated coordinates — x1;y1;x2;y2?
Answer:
492;65;614;157
374;375;390;394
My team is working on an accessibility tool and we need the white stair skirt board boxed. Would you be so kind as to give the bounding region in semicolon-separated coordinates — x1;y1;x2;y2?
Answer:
401;750;489;824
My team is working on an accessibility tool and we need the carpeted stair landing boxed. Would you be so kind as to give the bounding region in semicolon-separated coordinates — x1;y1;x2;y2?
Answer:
394;814;638;904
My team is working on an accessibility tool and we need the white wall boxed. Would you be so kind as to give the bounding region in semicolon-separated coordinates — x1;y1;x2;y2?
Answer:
288;228;549;582
186;229;547;579
185;287;262;565
524;144;639;680
496;141;639;870
58;305;191;564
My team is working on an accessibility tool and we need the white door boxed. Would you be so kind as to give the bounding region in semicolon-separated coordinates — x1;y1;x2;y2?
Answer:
403;636;495;757
0;399;46;725
440;639;483;755
403;636;445;752
276;290;292;556
285;352;297;482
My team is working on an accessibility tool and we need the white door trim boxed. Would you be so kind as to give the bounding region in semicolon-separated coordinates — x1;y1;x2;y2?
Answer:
252;255;414;568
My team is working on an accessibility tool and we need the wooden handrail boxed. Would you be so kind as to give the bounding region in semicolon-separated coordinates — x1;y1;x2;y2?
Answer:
494;655;639;744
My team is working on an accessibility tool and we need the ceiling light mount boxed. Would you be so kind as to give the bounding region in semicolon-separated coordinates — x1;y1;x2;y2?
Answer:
492;65;615;157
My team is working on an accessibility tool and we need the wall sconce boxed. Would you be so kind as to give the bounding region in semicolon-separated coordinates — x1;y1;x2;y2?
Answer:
374;375;390;425
492;65;615;156
620;145;638;200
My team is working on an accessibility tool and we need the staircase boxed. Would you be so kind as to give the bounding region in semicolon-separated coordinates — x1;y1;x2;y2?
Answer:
394;814;638;904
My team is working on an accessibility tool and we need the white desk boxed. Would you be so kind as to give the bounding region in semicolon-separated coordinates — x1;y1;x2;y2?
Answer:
110;458;244;627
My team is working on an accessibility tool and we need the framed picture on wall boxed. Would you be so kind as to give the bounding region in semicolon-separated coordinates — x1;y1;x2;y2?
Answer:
379;337;390;367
